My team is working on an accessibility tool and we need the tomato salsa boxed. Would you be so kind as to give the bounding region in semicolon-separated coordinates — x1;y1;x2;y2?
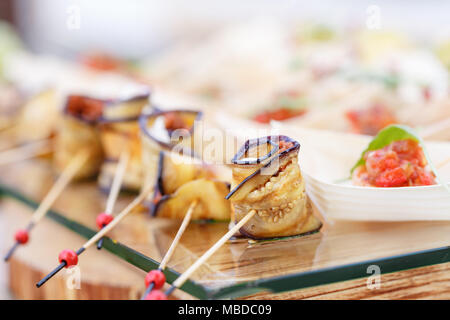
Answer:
352;139;436;187
278;140;294;153
253;108;306;124
253;91;307;124
80;52;123;72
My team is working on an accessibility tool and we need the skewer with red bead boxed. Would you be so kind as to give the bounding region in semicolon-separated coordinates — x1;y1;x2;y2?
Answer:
96;150;130;250
3;223;33;261
36;183;153;288
141;200;198;300
147;209;257;300
3;150;89;262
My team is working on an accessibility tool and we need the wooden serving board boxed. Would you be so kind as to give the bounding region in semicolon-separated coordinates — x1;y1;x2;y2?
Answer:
1;159;450;299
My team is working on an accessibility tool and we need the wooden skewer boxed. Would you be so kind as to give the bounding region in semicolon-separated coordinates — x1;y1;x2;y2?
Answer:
4;149;89;262
164;209;256;297
141;200;198;299
105;151;130;214
0;138;52;166
36;183;153;288
159;200;197;270
31;150;89;224
84;184;152;249
97;150;130;249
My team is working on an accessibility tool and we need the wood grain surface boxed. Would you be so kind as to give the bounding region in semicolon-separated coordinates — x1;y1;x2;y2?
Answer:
240;262;450;300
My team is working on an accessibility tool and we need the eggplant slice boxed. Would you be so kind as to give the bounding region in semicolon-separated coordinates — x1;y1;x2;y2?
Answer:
139;109;202;196
154;178;231;221
226;135;322;239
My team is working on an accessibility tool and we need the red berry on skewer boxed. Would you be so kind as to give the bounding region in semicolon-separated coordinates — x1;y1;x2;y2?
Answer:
145;270;166;290
96;212;114;229
58;249;78;268
144;290;167;300
96;213;114;250
14;229;29;244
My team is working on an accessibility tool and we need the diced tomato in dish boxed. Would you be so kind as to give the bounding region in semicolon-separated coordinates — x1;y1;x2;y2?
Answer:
352;139;436;187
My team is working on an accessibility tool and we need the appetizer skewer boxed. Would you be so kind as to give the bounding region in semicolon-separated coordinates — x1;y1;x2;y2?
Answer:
3;150;89;262
139;109;203;206
96;150;130;250
36;183;153;288
226;135;322;239
147;209;257;300
0;138;52;166
54;93;149;183
97;93;150;191
54;95;105;180
141;200;198;300
148;135;322;299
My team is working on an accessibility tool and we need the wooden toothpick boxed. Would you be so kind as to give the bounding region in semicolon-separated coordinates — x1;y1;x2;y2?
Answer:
0;139;52;167
97;150;130;249
31;150;90;224
164;209;256;296
36;183;154;288
159;200;197;270
83;184;153;250
105;151;130;214
4;149;89;262
141;200;198;299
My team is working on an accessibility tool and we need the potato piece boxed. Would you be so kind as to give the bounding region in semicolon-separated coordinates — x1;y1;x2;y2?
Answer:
160;152;215;195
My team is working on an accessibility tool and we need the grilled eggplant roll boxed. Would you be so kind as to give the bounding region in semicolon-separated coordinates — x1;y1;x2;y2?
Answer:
150;151;230;220
97;93;150;191
53;95;105;179
139;109;202;192
226;135;322;239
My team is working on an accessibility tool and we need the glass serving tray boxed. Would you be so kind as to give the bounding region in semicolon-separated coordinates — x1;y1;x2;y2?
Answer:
1;159;449;299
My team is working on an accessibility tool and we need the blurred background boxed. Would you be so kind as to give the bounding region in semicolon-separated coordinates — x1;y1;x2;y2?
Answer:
3;0;450;58
1;0;450;299
1;0;449;140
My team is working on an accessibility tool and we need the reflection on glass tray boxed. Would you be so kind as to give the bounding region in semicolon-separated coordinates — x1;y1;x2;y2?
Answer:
1;159;449;299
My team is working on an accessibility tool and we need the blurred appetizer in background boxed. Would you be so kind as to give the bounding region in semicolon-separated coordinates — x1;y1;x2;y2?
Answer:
142;22;450;138
54;90;150;182
139;109;202;192
97;93;150;191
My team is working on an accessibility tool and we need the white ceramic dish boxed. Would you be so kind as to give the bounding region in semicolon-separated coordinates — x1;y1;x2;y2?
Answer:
275;123;450;221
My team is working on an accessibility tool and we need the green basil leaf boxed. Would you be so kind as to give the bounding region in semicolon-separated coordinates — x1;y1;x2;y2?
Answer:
350;124;420;173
